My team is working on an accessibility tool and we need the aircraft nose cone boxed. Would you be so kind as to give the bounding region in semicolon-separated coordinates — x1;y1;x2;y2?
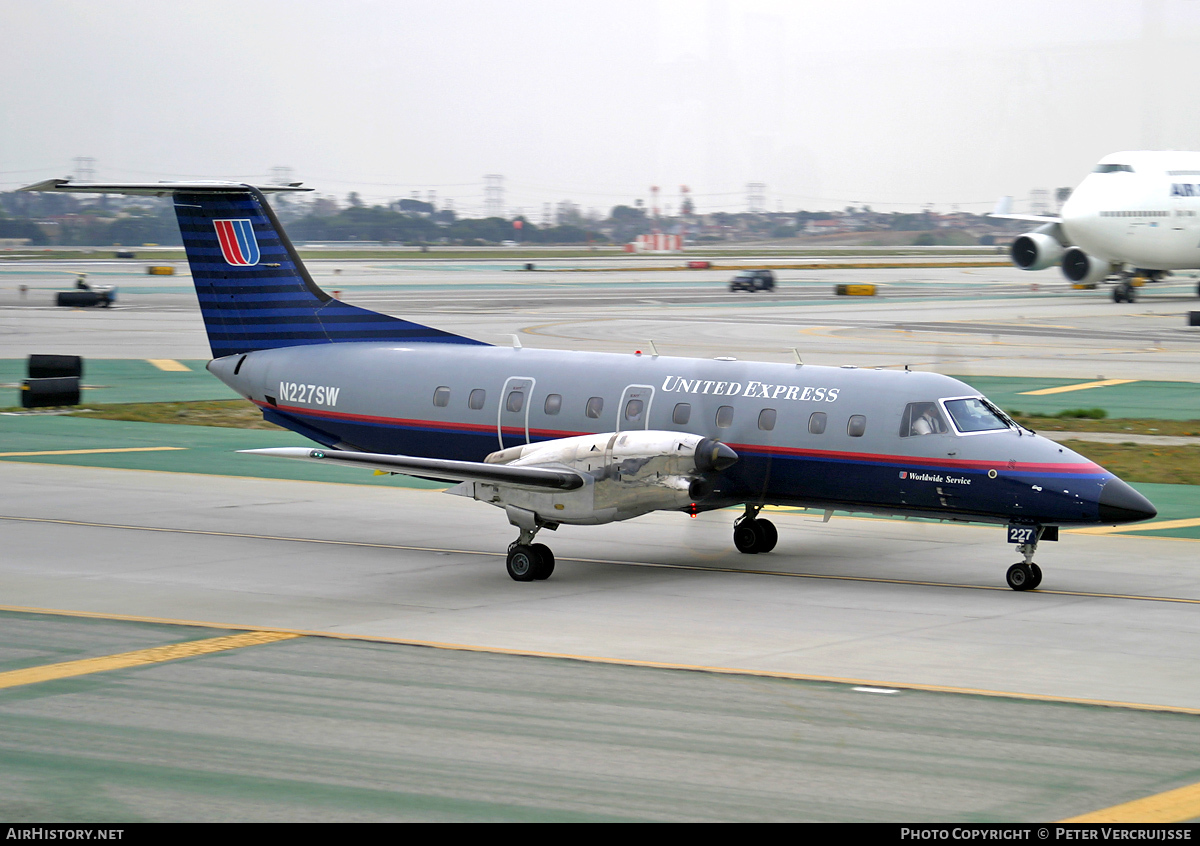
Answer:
1098;477;1157;524
695;439;738;473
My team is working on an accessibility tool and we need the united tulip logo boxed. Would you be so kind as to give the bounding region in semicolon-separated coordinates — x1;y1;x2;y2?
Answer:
214;219;260;266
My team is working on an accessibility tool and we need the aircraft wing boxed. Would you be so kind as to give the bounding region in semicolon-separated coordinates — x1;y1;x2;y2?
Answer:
239;447;585;490
988;212;1061;223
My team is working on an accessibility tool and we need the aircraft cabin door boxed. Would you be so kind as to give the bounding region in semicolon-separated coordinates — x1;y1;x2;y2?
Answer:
617;384;654;432
497;376;536;450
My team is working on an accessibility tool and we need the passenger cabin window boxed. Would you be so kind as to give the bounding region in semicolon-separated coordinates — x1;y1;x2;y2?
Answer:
544;394;562;415
900;402;948;437
758;408;777;431
506;390;525;413
432;386;451;408
468;389;486;410
847;415;867;437
624;399;644;421
673;403;691;425
944;398;1009;433
715;406;734;428
808;411;827;435
585;397;604;419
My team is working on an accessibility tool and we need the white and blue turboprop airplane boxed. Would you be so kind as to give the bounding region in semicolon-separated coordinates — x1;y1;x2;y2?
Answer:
21;179;1158;589
994;150;1200;302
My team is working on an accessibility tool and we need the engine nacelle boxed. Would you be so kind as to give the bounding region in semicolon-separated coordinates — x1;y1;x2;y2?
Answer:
458;431;738;526
1011;231;1064;271
1061;248;1113;285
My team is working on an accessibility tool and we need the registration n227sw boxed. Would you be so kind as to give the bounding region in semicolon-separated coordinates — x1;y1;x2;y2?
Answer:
22;178;1158;589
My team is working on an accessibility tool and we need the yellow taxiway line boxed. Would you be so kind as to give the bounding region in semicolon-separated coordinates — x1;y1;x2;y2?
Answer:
146;359;191;371
0;630;301;690
0;447;186;458
1071;517;1200;535
1019;379;1137;396
1060;780;1200;823
2;601;1199;716
0;603;1197;821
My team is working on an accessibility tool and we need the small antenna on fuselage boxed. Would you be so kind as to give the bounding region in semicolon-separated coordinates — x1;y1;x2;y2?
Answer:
791;348;803;366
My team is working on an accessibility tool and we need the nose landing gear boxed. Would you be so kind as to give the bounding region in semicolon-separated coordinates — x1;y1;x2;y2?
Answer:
733;505;778;554
1005;538;1043;591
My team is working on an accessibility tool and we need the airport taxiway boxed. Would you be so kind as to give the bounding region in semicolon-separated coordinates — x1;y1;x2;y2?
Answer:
3;259;1200;381
4;461;1200;711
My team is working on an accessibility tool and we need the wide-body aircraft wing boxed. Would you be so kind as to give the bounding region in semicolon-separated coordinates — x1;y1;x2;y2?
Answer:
987;195;1060;224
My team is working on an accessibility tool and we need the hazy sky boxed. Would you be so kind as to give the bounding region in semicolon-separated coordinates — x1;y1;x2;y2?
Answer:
3;0;1200;215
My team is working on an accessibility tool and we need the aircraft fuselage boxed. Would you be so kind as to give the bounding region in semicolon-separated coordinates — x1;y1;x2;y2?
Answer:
209;343;1129;528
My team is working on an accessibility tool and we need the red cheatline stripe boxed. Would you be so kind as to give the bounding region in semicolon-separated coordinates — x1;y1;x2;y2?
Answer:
731;443;1105;475
256;401;1107;476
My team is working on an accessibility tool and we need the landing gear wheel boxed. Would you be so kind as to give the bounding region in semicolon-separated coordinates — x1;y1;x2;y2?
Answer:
530;543;555;580
507;544;539;582
1114;281;1138;302
734;522;761;554
733;518;778;554
1006;563;1037;591
1026;562;1042;590
754;519;778;553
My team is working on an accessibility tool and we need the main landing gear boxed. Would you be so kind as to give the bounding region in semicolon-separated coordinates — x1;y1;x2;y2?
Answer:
1005;539;1043;591
506;541;555;582
1113;269;1168;303
1112;280;1138;303
504;506;555;581
733;505;778;554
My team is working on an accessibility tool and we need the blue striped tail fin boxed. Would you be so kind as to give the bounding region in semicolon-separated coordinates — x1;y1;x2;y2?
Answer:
174;186;486;358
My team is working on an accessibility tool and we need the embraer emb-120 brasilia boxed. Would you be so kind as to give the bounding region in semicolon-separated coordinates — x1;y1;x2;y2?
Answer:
22;178;1158;590
994;150;1200;302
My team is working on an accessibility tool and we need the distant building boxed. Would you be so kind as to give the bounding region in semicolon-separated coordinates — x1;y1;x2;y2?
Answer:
804;219;845;236
628;233;683;253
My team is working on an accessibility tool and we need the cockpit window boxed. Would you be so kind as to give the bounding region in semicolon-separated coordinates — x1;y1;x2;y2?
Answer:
1094;163;1133;173
944;398;1009;433
900;402;949;437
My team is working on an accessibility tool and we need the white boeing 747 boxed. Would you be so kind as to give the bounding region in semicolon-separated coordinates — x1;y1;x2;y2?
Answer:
994;150;1200;302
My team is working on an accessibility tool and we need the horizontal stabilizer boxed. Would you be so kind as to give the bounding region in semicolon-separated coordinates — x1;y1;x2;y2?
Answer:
19;179;312;196
240;447;586;490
